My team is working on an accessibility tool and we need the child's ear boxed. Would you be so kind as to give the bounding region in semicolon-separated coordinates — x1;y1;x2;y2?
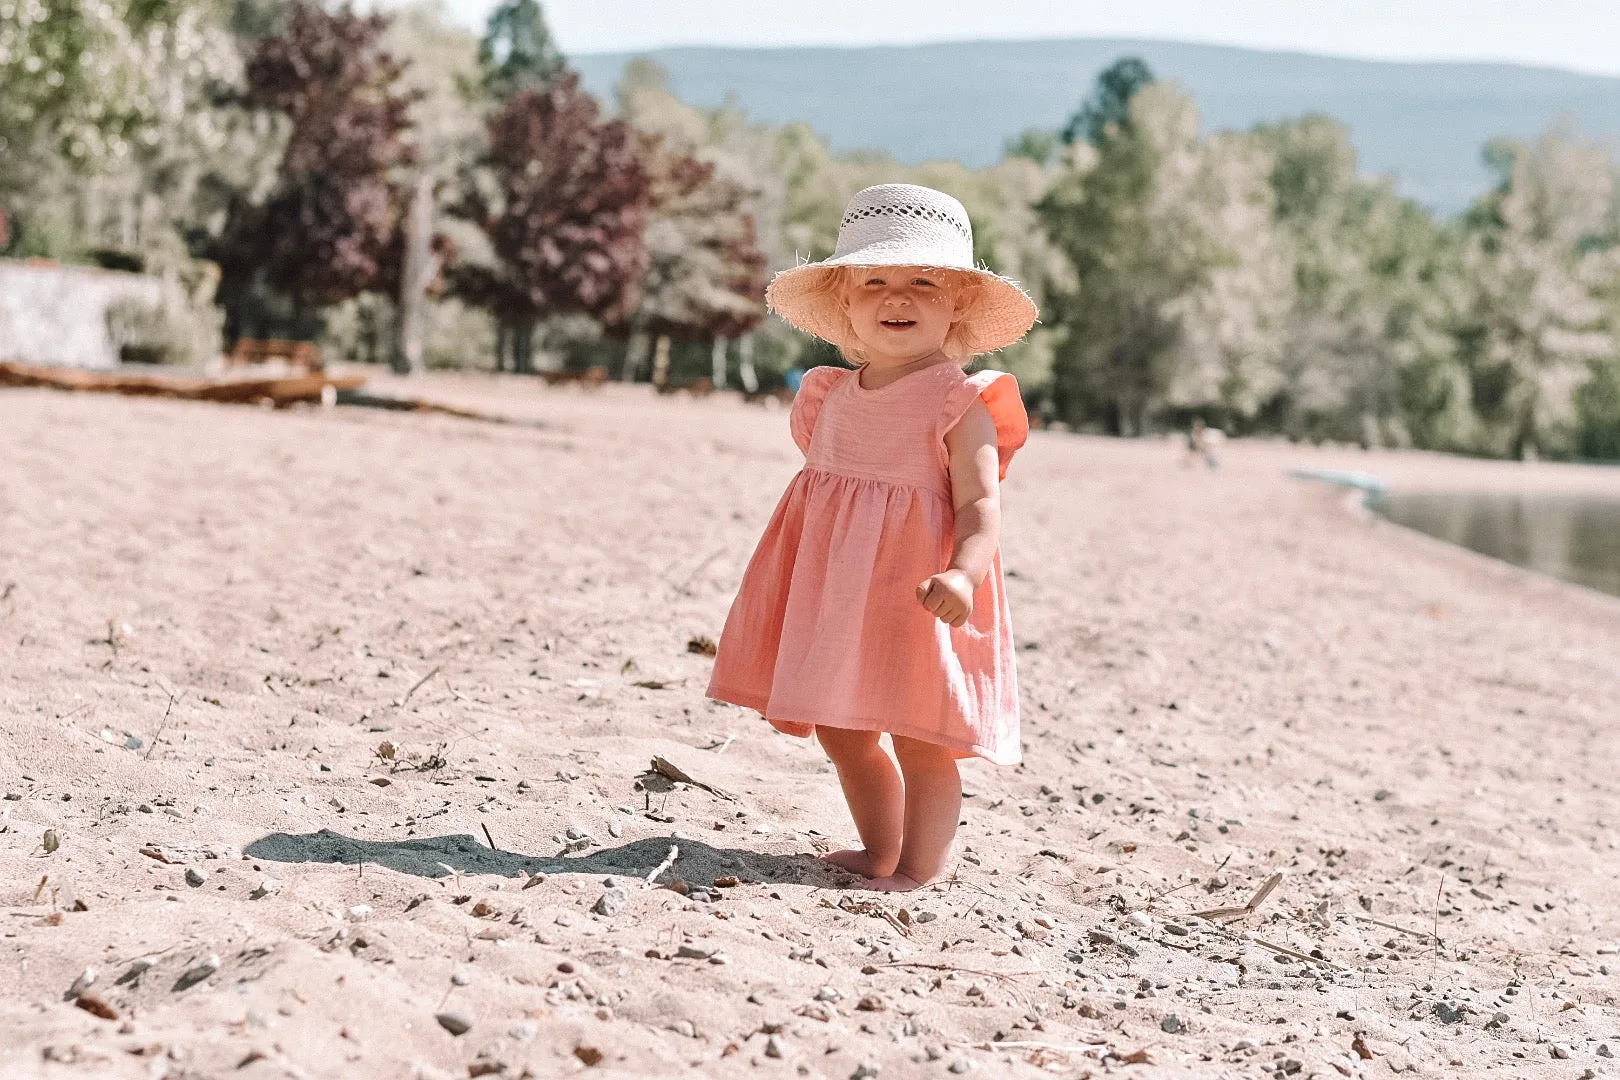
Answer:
950;280;977;321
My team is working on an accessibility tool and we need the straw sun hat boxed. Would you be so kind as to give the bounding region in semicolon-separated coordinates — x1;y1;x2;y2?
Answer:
765;184;1039;357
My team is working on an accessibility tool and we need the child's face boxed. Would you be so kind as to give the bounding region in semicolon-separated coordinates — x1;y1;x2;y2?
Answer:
841;266;967;365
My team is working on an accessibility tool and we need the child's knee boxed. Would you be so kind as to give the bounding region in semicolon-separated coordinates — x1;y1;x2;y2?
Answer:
891;735;958;772
816;726;882;763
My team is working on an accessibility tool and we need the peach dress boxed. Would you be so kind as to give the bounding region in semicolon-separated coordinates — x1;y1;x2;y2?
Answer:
706;361;1028;765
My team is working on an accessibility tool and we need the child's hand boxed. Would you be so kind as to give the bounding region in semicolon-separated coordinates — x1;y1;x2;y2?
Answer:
916;570;974;627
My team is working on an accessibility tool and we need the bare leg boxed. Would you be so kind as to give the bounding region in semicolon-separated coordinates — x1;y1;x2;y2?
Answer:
815;727;902;879
866;735;961;892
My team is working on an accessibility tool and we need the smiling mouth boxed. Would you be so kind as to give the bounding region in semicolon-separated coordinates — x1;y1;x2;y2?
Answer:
880;319;916;329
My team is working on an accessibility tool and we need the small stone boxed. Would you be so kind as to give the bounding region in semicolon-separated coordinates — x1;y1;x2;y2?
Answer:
1160;1014;1183;1034
676;945;715;960
451;968;472;986
765;1035;785;1059
42;829;59;854
608;820;623;838
74;993;119;1020
948;1059;970;1074
592;888;627;917
1232;1038;1257;1052
814;986;840;1002
573;1045;603;1066
1431;1001;1463;1024
348;904;372;920
508;1021;536;1041
173;954;220;992
115;960;152;987
1551;1045;1572;1060
856;995;886;1012
1128;911;1153;929
249;876;280;900
67;967;97;998
1597;1044;1612;1058
566;826;586;840
850;1063;879;1080
434;1011;472;1036
915;911;937;924
184;867;206;887
671;1019;696;1038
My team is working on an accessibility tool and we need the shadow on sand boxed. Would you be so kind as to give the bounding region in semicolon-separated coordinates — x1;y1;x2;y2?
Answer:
243;829;844;889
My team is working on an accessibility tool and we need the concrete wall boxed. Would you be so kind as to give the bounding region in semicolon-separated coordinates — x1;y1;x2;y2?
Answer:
0;258;166;370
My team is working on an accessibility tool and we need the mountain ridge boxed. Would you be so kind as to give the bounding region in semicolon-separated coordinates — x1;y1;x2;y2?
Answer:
570;37;1620;214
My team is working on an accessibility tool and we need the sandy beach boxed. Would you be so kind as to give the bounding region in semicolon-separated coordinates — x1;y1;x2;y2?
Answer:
2;374;1617;1079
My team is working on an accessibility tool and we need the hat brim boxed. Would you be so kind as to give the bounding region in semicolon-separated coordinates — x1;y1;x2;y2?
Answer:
765;253;1039;356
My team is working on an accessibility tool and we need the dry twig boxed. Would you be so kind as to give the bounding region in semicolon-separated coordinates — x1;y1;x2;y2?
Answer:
1246;934;1347;972
644;845;680;888
648;756;736;802
1189;871;1282;920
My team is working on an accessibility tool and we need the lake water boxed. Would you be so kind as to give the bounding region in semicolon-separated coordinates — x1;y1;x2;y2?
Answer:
1369;490;1620;598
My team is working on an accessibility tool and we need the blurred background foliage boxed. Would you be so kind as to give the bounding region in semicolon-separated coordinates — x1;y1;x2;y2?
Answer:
2;0;1618;458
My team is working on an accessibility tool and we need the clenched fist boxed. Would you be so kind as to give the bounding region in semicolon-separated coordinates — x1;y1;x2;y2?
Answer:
916;569;975;628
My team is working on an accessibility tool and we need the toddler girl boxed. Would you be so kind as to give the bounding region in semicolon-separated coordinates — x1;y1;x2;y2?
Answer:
707;184;1037;892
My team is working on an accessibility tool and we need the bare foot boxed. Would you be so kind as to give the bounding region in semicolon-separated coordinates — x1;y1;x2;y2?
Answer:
863;872;924;893
823;849;894;878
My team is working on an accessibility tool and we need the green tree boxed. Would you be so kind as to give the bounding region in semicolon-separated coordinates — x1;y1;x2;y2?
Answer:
1061;56;1155;146
1253;115;1462;447
479;0;565;100
1038;82;1287;434
1454;126;1618;458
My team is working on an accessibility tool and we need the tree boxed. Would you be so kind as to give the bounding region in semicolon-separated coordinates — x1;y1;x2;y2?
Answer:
1454;126;1618;458
216;2;419;336
1039;82;1288;434
1253;115;1461;447
1061;57;1155;147
453;73;652;371
479;0;566;100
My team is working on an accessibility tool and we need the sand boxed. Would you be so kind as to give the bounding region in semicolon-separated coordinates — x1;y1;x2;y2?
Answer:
1;373;1618;1079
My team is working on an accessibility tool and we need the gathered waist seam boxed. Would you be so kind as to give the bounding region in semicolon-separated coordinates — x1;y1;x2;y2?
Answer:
798;465;949;499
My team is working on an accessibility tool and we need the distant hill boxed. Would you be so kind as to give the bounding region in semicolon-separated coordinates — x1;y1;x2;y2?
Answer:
571;39;1620;215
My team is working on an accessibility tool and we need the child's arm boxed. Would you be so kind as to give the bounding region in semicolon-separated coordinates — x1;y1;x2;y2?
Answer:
916;398;1001;628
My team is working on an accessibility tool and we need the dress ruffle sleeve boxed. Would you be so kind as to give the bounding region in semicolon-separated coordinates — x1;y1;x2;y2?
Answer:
940;370;1029;480
789;366;850;454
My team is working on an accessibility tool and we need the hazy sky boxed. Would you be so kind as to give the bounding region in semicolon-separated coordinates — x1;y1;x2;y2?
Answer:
410;0;1620;76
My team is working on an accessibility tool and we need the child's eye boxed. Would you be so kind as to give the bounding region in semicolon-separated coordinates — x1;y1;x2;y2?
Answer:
863;277;885;287
912;278;937;288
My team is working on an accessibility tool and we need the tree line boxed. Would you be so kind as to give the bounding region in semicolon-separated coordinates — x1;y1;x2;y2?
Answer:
2;0;1617;458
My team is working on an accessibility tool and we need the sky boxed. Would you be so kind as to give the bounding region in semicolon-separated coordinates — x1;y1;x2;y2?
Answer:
412;0;1620;76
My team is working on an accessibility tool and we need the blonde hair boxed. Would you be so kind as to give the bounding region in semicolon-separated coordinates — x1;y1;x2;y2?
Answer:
799;265;988;366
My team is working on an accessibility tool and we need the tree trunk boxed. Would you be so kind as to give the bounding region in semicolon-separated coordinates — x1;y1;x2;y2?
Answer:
711;338;729;389
514;320;536;374
392;174;436;375
651;335;672;390
621;328;648;382
737;335;759;394
493;322;508;372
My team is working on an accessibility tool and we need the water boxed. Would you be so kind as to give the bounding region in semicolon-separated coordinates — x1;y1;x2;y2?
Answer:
1369;490;1620;598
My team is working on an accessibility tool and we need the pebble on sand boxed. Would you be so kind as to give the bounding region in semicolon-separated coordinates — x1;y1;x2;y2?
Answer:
434;1011;472;1036
173;954;220;992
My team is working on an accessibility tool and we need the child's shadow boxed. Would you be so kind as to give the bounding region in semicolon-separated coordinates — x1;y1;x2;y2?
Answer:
242;829;844;889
